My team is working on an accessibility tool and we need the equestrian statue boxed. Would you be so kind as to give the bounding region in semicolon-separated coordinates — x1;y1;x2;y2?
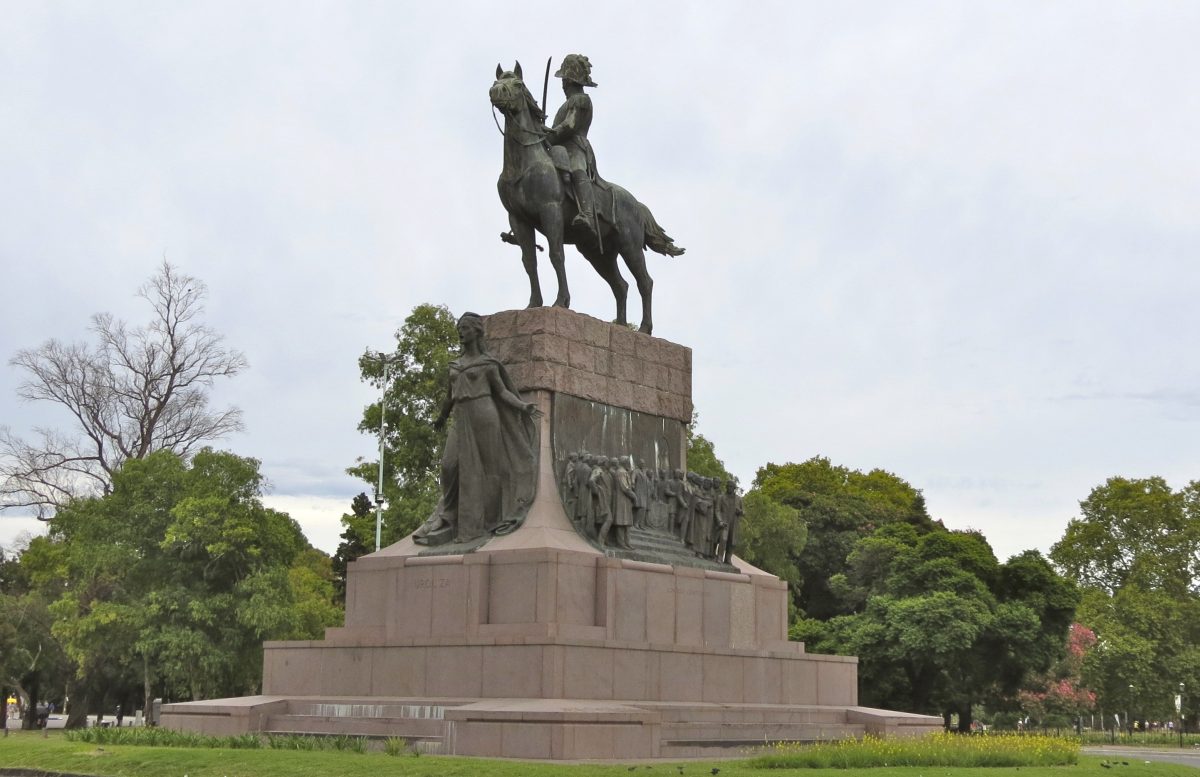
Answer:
489;55;684;335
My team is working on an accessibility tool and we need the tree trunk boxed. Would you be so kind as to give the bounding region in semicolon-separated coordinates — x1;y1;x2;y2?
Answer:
65;688;89;730
957;701;973;733
21;678;38;731
142;653;151;724
1;684;8;736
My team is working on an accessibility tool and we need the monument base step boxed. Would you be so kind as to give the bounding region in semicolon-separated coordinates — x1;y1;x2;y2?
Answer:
161;696;942;760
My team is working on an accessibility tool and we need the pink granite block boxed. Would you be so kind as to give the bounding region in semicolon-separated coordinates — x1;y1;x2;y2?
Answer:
781;657;818;705
647;362;670;391
427;645;484;697
562;646;614;699
644;573;677;644
563;364;608;403
590;347;612;377
611;326;637;356
555;561;597;626
702;578;732;649
631;383;660;416
582;316;611;348
515;309;557;335
658;651;703;702
371;646;427;696
454;721;502;756
553;309;587;343
633;333;662;365
393;566;433;638
610;352;642;383
430;564;471;637
263;648;322;695
668;367;689;396
489;562;538;623
613;570;648;642
674;575;704;646
541;644;565;698
502;721;554;758
701;654;743;703
507;359;556;393
531;332;569;364
567;722;616;759
534;560;558;623
661;342;688;371
602;723;652;759
567;339;596;370
605;377;634;411
612;648;653;701
817;659;857;706
482;645;544;697
754;579;786;643
485;310;519;339
741;656;770;704
321;648;373;696
494;333;532;363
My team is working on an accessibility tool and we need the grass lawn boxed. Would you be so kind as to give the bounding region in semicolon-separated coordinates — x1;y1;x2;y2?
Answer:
0;732;1196;777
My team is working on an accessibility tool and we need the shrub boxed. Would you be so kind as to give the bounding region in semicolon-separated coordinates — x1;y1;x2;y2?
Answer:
750;732;1080;769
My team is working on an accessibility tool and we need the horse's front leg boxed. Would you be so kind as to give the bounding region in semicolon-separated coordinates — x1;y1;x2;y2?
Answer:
539;204;570;308
509;215;542;308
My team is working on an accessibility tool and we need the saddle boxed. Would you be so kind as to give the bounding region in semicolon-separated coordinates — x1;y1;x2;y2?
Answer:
548;145;613;222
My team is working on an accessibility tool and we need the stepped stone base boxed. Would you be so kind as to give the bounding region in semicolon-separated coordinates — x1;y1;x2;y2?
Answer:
160;309;944;758
161;695;941;758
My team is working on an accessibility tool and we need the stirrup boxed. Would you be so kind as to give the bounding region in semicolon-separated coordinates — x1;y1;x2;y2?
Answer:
572;214;597;234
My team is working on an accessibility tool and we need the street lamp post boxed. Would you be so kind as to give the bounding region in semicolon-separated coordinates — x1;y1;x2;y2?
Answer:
1128;684;1135;739
374;354;393;552
1179;682;1186;749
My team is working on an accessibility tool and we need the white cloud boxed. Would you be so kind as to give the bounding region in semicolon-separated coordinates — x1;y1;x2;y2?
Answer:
3;2;1199;563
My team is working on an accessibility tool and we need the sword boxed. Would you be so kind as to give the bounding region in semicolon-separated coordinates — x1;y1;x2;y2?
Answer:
540;56;552;122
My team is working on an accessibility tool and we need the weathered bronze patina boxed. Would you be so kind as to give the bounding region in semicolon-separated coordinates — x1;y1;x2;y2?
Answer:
489;57;684;335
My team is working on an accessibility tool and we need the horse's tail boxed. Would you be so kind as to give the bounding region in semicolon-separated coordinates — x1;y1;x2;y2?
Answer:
637;201;686;257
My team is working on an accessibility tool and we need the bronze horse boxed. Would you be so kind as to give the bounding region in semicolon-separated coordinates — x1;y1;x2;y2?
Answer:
489;63;684;335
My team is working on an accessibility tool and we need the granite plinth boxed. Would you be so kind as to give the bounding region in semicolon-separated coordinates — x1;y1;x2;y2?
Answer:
486;308;693;423
160;309;945;757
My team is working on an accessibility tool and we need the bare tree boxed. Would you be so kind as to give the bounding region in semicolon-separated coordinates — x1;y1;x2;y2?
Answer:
1;262;247;517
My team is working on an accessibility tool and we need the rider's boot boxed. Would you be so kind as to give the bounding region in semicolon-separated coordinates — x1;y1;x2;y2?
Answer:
570;170;599;237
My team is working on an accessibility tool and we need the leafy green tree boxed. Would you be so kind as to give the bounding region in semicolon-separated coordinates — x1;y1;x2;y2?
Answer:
331;493;373;603
1051;476;1200;725
1051;476;1200;597
686;414;733;482
1077;585;1200;723
751;457;936;618
346;304;459;548
33;448;338;719
1018;623;1098;728
797;526;1077;729
737;491;806;590
0;590;70;729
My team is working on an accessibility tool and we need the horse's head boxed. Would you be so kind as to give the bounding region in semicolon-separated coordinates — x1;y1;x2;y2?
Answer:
490;61;544;122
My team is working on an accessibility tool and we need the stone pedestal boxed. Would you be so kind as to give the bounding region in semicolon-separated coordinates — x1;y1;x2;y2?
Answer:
162;308;942;757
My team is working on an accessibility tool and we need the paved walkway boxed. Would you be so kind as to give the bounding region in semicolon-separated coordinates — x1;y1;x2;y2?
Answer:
1084;745;1200;769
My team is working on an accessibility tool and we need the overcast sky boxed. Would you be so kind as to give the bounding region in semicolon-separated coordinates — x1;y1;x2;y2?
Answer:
2;2;1198;563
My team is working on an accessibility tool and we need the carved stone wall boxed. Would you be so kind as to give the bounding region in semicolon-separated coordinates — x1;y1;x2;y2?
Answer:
486;308;693;423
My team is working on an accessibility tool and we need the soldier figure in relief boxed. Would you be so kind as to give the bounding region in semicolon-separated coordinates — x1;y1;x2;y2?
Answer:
562;451;579;518
545;54;600;239
572;452;595;535
589;455;613;540
632;457;652;530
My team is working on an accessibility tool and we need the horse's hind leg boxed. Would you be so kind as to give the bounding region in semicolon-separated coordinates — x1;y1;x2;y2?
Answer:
619;239;654;335
539;204;570;308
509;215;542;308
582;242;629;325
